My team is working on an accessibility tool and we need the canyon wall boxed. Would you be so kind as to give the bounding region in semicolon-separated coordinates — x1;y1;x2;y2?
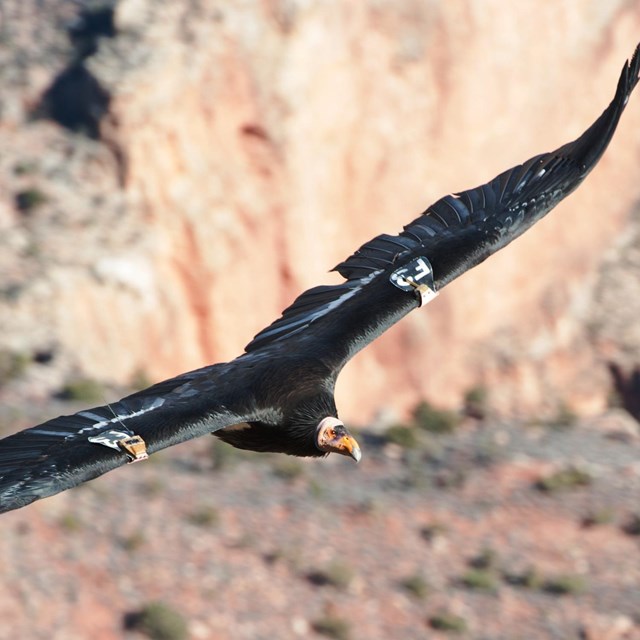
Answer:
1;0;640;423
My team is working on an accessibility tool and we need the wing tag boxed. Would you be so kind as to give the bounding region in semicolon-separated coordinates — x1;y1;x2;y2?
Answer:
389;256;438;306
88;429;149;463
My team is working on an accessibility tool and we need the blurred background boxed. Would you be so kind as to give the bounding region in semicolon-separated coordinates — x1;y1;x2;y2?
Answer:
1;1;640;638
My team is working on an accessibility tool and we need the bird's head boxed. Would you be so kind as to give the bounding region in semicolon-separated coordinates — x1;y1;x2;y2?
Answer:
315;416;361;462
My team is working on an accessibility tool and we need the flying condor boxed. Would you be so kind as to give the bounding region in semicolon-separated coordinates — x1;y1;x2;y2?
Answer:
0;44;639;514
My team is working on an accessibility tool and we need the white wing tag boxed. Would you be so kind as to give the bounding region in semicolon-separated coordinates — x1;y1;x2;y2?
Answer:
88;429;149;463
389;256;438;307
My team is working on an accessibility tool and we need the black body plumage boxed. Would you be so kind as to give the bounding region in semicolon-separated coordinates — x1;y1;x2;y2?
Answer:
0;43;638;514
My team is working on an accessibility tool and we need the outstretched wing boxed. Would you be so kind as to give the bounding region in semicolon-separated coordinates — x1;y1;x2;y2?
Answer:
0;360;262;514
246;43;640;369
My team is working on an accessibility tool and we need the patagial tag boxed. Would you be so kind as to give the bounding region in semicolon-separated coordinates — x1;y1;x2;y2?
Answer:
389;256;438;306
88;428;149;462
88;429;134;451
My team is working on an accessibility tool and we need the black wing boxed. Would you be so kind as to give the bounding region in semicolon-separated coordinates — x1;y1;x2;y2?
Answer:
246;43;640;369
0;360;264;514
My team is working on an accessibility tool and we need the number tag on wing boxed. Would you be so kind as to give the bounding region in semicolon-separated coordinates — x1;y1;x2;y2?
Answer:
88;429;134;451
389;256;438;307
88;428;149;462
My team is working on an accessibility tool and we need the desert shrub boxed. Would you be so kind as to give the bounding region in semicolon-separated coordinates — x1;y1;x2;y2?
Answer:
400;573;430;599
58;513;83;532
621;514;640;536
542;574;587;595
119;530;146;552
272;458;305;481
503;567;545;590
311;615;351;640
210;440;247;471
428;611;468;632
306;561;354;590
124;601;188;640
469;547;498;570
57;376;104;402
460;568;498;592
384;424;420;448
535;466;592;493
0;350;29;386
15;188;47;213
464;386;489;419
187;506;219;528
420;522;448;542
544;402;577;429
413;401;460;434
581;508;615;528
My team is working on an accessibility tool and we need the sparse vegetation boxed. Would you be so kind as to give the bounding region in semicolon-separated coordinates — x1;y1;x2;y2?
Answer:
15;188;47;213
469;547;498;570
420;522;448;542
187;506;219;528
384;424;420;448
413;400;460;434
124;601;188;640
542;574;587;595
272;458;305;481
0;349;29;386
428;610;468;633
460;568;498;592
535;466;592;493
58;513;83;532
311;615;351;640
503;568;585;595
57;376;104;402
503;567;545;590
210;440;248;471
129;368;152;391
119;530;146;552
544;402;577;430
464;386;489;419
13;160;38;176
621;514;640;536
581;508;615;528
400;573;430;599
306;561;354;590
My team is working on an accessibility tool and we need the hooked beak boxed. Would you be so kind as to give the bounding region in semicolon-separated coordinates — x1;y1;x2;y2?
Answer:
316;417;362;463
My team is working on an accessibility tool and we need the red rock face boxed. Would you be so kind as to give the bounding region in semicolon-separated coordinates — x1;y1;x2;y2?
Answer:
1;1;640;422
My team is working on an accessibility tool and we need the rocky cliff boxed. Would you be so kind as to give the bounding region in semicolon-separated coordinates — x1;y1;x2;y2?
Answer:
1;0;640;423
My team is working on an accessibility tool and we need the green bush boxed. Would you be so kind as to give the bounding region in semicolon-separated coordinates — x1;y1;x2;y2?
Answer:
544;402;577;429
464;386;489;419
460;568;498;592
272;458;305;481
307;561;354;590
413;401;460;434
125;601;188;640
535;467;592;493
384;424;420;448
15;188;47;213
400;573;430;599
0;350;29;386
503;567;544;590
187;506;219;528
311;616;351;640
621;514;640;536
57;377;104;402
428;611;468;632
542;574;587;595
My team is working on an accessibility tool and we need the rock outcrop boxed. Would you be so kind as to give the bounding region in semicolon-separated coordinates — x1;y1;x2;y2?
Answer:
1;0;640;422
